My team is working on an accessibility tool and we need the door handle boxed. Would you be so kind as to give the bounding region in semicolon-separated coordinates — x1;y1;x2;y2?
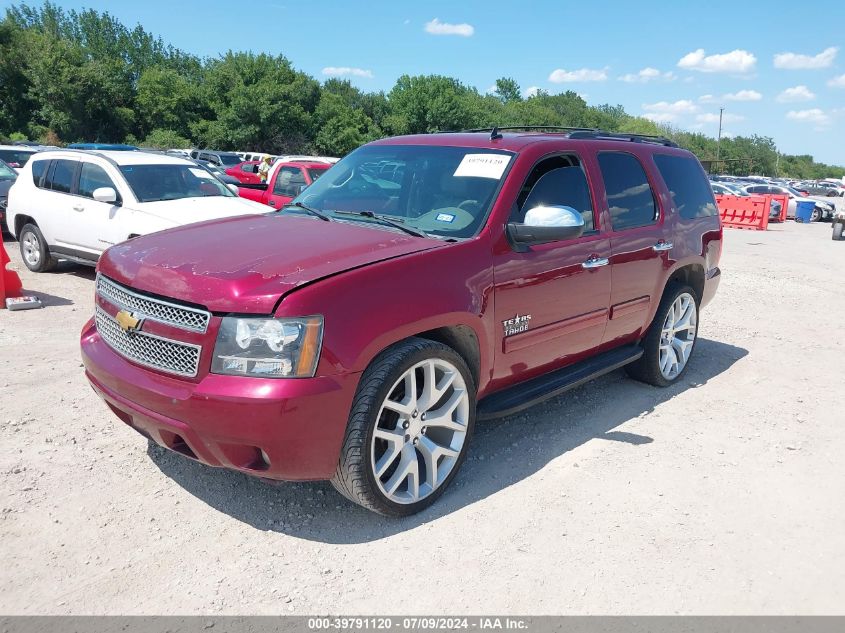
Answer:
652;241;673;252
268;201;276;206
73;205;84;212
582;256;609;269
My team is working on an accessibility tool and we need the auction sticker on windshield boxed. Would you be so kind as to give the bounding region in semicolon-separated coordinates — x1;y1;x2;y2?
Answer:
453;153;511;179
189;168;214;179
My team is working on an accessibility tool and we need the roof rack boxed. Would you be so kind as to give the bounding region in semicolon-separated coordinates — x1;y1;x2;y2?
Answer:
37;148;122;168
449;126;678;148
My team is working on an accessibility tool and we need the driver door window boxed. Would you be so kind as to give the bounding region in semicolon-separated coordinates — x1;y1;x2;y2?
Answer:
273;167;305;197
513;156;595;232
79;162;119;201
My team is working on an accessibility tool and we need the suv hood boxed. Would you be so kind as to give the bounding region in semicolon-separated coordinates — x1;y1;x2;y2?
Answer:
98;214;445;313
129;196;268;226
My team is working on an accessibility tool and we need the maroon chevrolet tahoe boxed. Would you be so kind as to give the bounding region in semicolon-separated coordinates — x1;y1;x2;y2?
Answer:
80;128;722;516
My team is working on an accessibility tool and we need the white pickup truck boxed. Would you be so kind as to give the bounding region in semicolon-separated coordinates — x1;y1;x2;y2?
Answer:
6;149;268;272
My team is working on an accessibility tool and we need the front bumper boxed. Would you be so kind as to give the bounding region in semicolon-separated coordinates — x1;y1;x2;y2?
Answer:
81;318;361;480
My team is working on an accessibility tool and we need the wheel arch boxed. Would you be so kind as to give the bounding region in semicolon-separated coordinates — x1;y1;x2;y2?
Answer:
413;325;481;389
13;214;37;239
665;261;705;304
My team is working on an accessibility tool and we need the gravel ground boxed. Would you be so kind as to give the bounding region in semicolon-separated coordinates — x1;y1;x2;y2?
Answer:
1;221;843;615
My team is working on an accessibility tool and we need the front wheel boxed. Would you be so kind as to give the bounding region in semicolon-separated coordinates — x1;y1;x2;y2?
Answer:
331;338;475;516
626;284;699;387
811;208;822;222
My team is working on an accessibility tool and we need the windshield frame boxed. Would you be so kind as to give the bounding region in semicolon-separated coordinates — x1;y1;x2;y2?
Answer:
288;144;517;240
119;163;237;203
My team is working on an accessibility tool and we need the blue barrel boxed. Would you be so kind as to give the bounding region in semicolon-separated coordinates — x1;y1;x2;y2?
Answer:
795;200;815;223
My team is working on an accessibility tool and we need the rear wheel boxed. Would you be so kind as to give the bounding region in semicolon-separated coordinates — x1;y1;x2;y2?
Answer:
331;338;475;516
626;284;699;387
19;223;57;272
811;208;822;222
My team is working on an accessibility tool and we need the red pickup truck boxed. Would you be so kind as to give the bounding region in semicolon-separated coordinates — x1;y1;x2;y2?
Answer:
81;128;722;516
235;160;331;208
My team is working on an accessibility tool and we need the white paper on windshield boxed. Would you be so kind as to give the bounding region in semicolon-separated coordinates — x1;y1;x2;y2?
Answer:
453;153;511;179
189;168;214;179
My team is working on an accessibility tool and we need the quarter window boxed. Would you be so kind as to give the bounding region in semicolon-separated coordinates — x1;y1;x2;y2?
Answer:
598;153;658;231
79;162;117;199
31;160;48;187
46;159;76;194
653;154;718;219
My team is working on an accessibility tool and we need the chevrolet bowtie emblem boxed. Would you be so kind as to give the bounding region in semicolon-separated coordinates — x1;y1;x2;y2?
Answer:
115;310;143;334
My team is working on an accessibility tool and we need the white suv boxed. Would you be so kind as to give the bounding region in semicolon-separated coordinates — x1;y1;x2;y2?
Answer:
7;150;268;272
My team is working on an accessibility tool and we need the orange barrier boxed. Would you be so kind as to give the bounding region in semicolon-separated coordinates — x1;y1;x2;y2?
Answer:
715;194;770;231
1;239;23;307
765;194;789;223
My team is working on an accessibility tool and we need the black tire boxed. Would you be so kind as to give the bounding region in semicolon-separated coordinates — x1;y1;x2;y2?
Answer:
833;222;844;241
811;208;822;223
18;223;57;272
625;283;699;388
331;337;476;517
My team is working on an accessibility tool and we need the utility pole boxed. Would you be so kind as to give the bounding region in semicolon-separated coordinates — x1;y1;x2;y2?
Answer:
716;107;724;167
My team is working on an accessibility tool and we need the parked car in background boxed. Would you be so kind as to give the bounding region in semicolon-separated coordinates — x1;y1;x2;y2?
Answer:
710;182;749;196
0;145;39;171
741;184;835;221
226;161;262;184
66;143;139;151
190;150;242;168
0;158;17;231
192;159;242;186
6;149;268;271
236;160;331;208
80;129;722;516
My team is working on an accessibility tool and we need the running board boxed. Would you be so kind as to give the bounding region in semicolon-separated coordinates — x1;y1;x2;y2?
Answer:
476;345;643;420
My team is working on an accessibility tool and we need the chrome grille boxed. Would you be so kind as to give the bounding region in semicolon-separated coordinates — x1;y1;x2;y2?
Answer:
96;275;210;333
95;307;201;377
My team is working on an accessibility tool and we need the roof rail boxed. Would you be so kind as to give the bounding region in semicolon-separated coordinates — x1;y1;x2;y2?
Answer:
446;126;679;147
566;130;678;147
34;148;122;168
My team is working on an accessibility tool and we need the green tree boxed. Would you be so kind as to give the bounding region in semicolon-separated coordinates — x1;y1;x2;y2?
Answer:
493;77;521;104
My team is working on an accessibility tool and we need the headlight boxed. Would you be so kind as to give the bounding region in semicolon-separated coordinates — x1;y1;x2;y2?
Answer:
211;316;323;378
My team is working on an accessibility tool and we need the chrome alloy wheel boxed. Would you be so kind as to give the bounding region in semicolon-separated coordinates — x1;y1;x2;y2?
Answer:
21;231;41;267
370;358;469;504
659;292;698;380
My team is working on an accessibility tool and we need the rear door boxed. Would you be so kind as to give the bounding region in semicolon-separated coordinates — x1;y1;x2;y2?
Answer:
597;151;671;346
39;159;79;249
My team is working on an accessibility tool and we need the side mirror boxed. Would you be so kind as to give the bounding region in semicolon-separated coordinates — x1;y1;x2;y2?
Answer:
507;205;585;248
93;187;117;204
227;184;240;195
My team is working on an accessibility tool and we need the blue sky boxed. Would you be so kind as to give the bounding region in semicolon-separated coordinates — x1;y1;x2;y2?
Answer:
4;0;845;166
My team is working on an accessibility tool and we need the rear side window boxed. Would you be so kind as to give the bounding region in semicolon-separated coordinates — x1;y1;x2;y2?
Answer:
46;159;76;194
31;160;48;186
79;162;117;199
653;154;718;219
598;152;658;231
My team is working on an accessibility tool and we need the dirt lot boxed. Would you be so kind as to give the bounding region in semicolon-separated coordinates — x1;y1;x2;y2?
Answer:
1;221;843;615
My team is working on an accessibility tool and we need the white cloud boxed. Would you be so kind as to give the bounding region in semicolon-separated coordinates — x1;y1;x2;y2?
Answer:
724;89;762;101
696;112;744;123
642;113;678;123
774;46;838;70
549;67;608;83
786;109;831;126
618;67;676;83
643;99;699;115
828;74;845;88
677;48;757;73
523;86;540;98
777;85;815;102
698;94;715;103
424;18;474;37
322;66;374;78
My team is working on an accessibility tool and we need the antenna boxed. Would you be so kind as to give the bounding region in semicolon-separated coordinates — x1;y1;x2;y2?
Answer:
490;127;503;141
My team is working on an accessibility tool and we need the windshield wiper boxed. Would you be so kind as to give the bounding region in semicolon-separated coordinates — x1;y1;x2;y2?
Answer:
283;201;332;222
333;210;428;238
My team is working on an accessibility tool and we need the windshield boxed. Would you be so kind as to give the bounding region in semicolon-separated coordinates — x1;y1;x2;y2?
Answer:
0;162;16;180
218;154;241;166
119;164;235;202
785;186;805;197
291;145;513;238
0;149;35;167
